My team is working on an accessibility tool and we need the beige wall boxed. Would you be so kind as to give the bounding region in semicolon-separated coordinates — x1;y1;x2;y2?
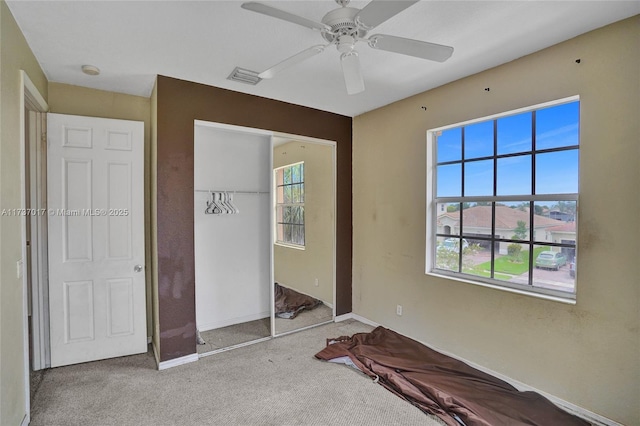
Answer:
48;83;153;337
353;16;639;425
274;141;334;304
0;1;48;424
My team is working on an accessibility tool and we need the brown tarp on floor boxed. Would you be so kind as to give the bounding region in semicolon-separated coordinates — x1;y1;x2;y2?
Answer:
274;282;322;319
316;327;589;426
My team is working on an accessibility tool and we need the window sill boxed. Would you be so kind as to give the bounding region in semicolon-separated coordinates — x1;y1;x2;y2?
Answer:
274;242;305;251
426;271;576;305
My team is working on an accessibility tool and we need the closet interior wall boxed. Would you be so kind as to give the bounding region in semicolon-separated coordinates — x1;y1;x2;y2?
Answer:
194;124;271;332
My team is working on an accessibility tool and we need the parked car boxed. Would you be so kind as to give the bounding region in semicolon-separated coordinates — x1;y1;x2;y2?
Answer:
535;251;567;270
438;238;469;252
569;260;576;278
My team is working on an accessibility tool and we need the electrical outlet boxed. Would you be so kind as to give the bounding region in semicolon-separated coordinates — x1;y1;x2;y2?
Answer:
314;278;319;287
396;305;403;316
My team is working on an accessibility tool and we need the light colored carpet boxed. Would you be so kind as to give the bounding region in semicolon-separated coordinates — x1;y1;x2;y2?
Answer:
275;303;333;334
30;320;446;426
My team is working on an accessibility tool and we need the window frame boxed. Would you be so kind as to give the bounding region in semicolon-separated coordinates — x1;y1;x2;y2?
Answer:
426;96;579;303
274;161;305;249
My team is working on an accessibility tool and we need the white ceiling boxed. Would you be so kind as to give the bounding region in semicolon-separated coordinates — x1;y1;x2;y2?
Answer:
7;1;639;117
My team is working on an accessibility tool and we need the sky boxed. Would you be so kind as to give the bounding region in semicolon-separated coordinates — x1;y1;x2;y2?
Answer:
436;101;579;198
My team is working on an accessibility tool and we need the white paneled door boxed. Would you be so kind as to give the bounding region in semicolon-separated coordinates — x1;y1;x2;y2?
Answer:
47;113;146;367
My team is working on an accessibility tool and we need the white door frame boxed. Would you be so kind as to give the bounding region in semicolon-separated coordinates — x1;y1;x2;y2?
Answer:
20;70;49;425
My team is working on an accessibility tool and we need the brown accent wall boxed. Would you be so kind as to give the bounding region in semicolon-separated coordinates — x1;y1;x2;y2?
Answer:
155;76;352;361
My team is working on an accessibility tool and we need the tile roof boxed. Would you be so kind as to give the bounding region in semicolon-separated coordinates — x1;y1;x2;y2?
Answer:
438;205;566;229
545;222;577;232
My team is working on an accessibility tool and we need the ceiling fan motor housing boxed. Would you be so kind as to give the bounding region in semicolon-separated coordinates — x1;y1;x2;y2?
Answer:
321;7;367;43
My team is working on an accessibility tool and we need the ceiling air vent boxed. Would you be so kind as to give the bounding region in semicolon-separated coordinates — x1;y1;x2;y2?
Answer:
227;67;262;85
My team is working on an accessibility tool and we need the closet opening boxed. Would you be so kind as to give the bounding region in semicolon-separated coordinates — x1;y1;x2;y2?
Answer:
194;121;337;356
194;121;273;355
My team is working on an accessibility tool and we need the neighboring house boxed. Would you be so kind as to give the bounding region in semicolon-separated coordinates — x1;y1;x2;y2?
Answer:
544;221;577;261
437;205;576;255
549;210;575;222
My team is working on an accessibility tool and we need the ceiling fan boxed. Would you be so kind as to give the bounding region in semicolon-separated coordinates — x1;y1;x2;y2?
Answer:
241;0;454;95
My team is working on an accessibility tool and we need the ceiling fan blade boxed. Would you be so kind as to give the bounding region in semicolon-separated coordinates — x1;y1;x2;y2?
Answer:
355;0;419;30
341;51;365;95
258;45;326;79
241;2;331;32
368;34;454;62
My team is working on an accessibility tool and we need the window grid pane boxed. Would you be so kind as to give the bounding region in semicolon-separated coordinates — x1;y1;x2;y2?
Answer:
536;102;580;150
275;163;305;246
496;155;532;196
535;150;579;194
432;100;578;297
497;112;532;155
464;121;493;160
437;128;462;163
464;160;493;196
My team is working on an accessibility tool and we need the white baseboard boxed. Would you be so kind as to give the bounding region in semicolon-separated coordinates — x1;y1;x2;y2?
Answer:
198;311;270;332
334;313;349;322
157;353;199;371
335;312;380;328
344;313;620;426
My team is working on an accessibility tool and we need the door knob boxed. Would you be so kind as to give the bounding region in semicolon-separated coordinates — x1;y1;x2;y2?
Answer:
134;265;144;273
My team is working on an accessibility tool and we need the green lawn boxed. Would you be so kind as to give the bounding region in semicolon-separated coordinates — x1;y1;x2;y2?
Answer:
474;247;546;275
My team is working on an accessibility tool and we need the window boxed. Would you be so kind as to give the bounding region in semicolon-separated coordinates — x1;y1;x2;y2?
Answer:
275;162;305;247
427;97;579;300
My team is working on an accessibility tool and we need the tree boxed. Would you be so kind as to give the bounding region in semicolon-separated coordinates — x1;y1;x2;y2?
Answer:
551;201;576;215
534;204;547;215
513;220;528;240
446;202;471;212
507;243;523;262
435;243;481;272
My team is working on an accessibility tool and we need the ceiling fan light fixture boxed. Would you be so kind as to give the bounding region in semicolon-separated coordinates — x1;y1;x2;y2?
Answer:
227;67;262;85
336;35;356;53
81;65;100;76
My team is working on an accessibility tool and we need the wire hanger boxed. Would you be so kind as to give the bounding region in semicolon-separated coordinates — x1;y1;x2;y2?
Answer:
204;191;240;215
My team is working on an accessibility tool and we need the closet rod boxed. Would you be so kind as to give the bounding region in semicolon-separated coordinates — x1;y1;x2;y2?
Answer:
194;189;269;194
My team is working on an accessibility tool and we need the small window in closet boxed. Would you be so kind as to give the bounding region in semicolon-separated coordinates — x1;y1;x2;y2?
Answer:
275;162;305;248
